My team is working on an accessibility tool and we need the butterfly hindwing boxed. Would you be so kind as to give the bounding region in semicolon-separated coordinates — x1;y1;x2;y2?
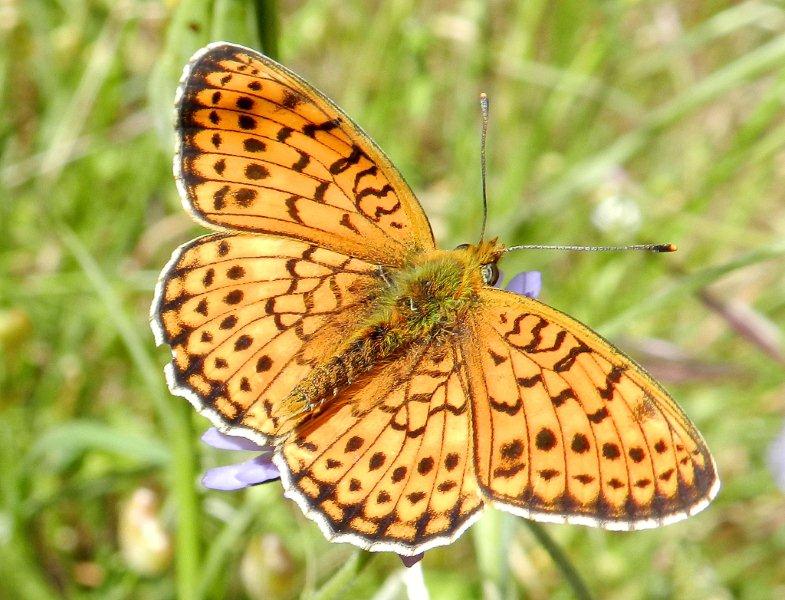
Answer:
465;288;719;529
151;233;380;440
276;340;484;554
175;42;435;266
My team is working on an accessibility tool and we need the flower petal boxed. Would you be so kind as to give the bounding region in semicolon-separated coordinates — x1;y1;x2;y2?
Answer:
201;427;270;452
202;463;255;491
768;422;785;493
202;455;280;491
399;553;424;568
235;454;281;485
506;271;542;299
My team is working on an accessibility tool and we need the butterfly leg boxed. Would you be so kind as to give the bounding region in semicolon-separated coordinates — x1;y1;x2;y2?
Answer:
378;265;394;286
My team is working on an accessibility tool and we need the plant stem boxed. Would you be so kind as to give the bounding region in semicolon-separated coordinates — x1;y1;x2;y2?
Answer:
524;522;594;600
255;0;280;59
171;403;200;600
58;227;201;599
309;551;374;600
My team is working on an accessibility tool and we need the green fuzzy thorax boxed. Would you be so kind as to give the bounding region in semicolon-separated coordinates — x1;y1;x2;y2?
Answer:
363;249;484;348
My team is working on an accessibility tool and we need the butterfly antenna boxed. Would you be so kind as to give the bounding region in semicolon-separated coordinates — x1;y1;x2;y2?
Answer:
504;243;677;253
479;92;489;242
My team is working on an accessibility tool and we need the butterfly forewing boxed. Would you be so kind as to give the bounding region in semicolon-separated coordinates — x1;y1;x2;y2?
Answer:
176;43;434;266
276;340;483;554
151;233;380;440
465;288;719;528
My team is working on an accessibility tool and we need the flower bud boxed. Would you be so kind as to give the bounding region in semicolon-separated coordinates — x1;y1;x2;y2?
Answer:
118;488;172;576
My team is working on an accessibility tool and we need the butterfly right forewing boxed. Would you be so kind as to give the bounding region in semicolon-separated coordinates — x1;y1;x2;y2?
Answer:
464;287;719;529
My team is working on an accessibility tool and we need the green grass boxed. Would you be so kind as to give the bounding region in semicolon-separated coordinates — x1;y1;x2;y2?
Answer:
2;1;785;598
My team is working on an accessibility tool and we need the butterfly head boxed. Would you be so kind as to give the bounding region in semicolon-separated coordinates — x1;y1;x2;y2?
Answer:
454;238;505;287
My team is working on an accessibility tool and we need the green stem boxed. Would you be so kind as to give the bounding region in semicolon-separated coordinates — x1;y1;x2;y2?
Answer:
0;531;58;600
524;522;594;600
308;551;374;600
171;403;200;600
196;488;270;596
57;227;201;599
255;0;280;59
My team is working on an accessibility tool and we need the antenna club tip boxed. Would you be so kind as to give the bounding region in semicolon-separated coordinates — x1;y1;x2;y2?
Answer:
656;243;677;253
479;92;488;99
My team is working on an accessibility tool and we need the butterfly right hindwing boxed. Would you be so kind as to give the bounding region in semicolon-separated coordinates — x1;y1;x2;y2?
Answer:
276;339;484;554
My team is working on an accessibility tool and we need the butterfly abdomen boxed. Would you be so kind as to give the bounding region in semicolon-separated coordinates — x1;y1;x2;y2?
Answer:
284;324;399;414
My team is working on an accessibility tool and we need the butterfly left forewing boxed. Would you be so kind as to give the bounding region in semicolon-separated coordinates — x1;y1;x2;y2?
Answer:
176;42;434;266
464;287;719;529
277;340;483;554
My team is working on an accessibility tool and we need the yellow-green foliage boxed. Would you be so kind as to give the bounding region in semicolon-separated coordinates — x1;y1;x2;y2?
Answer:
3;1;785;599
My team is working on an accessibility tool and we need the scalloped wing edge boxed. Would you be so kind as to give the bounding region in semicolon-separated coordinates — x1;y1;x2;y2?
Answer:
485;473;720;531
271;452;485;556
149;233;274;448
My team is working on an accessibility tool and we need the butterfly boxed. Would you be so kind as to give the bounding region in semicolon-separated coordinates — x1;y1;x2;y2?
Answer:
151;42;719;557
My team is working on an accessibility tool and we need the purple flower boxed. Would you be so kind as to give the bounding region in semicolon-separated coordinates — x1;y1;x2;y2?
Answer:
496;269;542;299
200;428;279;490
768;422;785;492
200;429;428;566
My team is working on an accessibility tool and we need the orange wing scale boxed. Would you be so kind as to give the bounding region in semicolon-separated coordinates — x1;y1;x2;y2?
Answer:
175;43;434;266
465;288;718;529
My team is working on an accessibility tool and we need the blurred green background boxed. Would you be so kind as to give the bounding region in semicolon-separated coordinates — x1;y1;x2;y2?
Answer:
2;1;785;598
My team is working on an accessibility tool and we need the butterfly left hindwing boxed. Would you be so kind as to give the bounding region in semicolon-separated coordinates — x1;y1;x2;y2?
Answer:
151;233;381;441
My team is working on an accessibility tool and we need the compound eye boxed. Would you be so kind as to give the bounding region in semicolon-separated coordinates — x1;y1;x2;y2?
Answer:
481;263;500;286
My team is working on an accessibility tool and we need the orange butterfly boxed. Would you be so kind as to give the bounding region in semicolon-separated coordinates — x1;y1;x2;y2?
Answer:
151;42;719;557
